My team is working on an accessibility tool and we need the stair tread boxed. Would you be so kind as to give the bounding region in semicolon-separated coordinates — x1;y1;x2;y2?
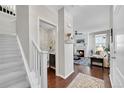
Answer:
0;71;26;85
0;52;20;55
0;74;27;88
0;35;16;38
0;60;24;70
9;80;30;88
0;34;30;88
0;65;24;75
0;57;22;64
0;55;22;60
0;50;20;53
0;48;20;52
0;53;22;59
0;46;19;50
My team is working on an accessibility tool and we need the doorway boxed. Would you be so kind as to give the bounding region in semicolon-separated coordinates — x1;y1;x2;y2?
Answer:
37;17;58;78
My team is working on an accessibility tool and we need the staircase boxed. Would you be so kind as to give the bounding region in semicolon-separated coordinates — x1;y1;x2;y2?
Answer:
0;34;30;88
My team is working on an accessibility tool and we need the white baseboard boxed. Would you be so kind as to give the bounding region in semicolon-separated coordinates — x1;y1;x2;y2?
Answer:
58;71;74;79
16;35;33;88
109;74;113;88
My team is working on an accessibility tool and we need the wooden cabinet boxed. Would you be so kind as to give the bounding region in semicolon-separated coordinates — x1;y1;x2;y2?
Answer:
49;54;55;69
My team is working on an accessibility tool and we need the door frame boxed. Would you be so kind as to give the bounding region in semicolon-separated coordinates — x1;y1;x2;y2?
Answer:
37;16;59;76
110;5;124;87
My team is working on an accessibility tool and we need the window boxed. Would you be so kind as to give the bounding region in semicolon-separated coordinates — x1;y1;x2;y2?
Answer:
95;34;106;52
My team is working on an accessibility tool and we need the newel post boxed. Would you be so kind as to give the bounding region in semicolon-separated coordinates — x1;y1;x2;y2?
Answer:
41;51;48;88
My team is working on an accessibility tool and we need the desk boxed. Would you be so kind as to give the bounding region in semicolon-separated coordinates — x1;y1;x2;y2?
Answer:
49;51;55;69
90;57;104;69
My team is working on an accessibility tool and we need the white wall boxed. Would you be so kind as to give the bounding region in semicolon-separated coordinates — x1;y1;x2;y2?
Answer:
29;5;58;44
58;7;74;78
40;28;49;50
39;23;56;51
58;7;65;76
29;5;58;71
0;12;16;34
48;30;56;50
16;5;29;64
16;5;74;79
88;33;95;55
64;44;74;78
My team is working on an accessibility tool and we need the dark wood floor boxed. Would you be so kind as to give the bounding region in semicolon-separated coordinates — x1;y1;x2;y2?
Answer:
48;64;111;88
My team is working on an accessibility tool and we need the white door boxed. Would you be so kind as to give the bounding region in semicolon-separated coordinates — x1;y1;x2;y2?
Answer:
111;6;124;88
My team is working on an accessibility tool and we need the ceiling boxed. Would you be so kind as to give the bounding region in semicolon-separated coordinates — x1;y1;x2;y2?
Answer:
47;5;111;33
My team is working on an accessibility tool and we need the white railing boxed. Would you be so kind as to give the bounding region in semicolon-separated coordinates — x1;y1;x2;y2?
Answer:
32;40;48;88
0;5;16;16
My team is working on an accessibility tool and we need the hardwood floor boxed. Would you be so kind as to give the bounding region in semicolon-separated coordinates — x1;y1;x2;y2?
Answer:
48;64;111;88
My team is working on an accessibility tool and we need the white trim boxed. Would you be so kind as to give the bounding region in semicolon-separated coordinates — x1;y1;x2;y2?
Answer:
88;29;110;34
32;39;48;54
37;17;40;46
116;67;124;87
64;71;74;79
38;16;56;28
37;16;59;77
58;71;74;79
55;26;59;76
109;74;113;88
37;16;56;46
16;35;33;88
109;67;124;88
116;67;124;81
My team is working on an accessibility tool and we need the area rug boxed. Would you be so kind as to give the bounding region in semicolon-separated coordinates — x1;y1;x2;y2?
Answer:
67;73;105;88
74;57;90;66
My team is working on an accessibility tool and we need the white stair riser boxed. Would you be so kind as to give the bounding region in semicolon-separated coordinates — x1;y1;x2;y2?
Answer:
9;81;30;88
0;50;20;55
0;58;23;64
0;77;27;88
0;42;18;45
0;36;16;39
0;55;22;59
0;66;24;75
0;57;22;64
0;71;26;86
0;48;19;51
0;62;24;71
0;46;19;50
0;54;22;59
0;38;16;40
0;38;17;41
0;42;18;46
